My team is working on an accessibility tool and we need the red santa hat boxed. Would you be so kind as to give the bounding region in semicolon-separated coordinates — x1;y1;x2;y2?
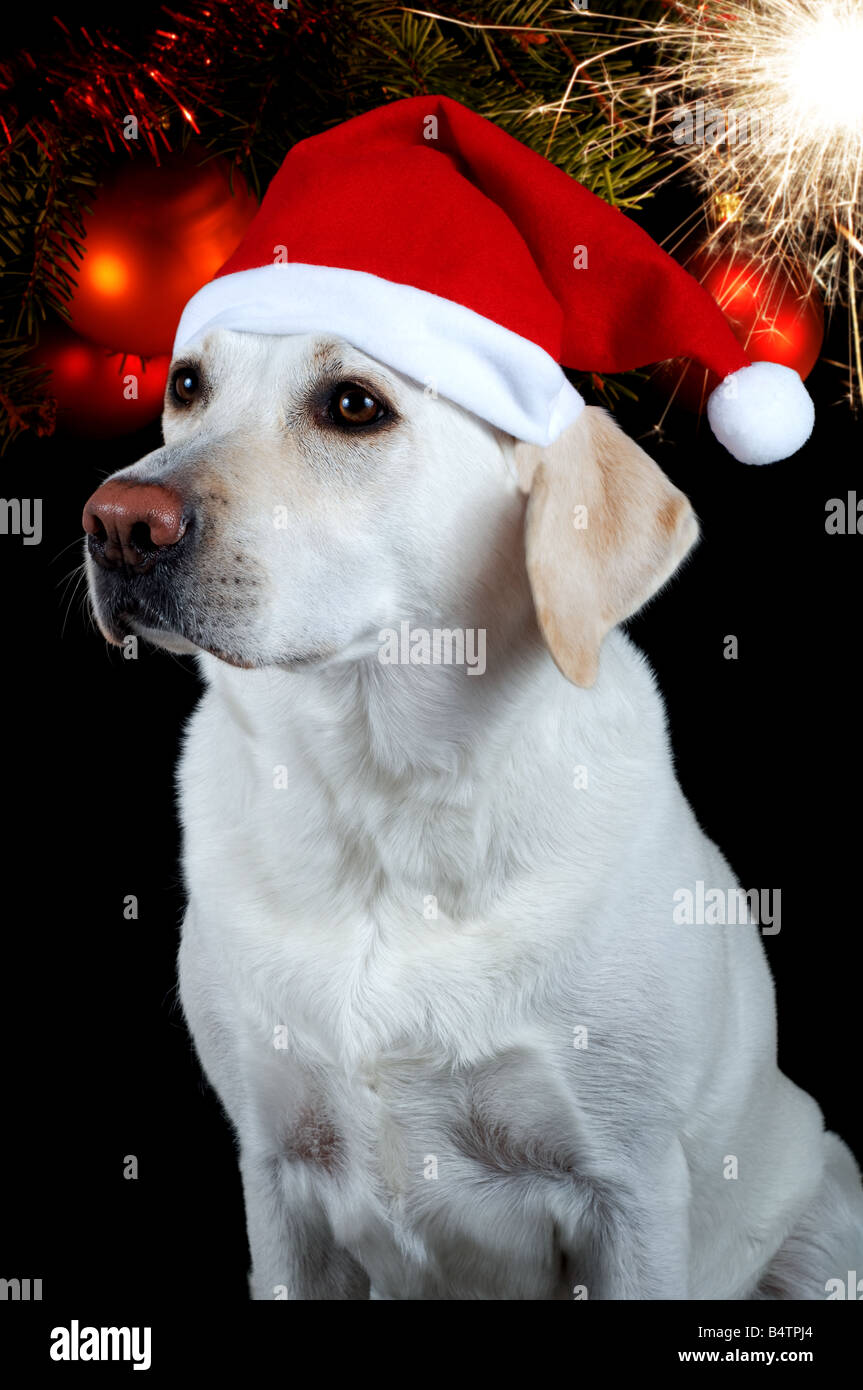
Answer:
174;95;814;466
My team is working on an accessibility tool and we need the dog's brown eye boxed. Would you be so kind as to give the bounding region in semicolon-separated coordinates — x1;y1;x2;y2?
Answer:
332;384;385;426
171;367;199;405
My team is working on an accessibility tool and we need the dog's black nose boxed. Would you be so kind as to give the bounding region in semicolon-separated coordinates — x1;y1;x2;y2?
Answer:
83;479;191;573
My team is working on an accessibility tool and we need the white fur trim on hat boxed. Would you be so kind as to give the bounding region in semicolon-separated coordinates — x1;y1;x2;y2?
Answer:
706;361;815;465
173;262;585;446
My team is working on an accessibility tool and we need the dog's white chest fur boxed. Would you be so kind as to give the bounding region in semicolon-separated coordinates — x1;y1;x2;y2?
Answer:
176;633;850;1300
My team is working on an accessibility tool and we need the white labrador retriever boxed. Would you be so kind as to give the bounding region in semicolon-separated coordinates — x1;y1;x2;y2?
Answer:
83;329;863;1299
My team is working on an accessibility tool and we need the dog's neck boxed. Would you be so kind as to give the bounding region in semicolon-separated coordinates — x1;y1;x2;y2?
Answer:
313;627;552;782
201;601;666;920
208;629;557;918
207;580;552;785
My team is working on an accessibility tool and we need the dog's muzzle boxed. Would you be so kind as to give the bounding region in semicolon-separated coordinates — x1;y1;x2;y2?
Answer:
82;477;197;641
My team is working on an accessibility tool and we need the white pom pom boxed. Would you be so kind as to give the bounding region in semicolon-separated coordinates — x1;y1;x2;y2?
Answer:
706;361;815;465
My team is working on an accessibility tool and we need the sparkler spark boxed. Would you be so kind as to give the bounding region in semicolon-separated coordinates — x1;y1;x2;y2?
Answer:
656;0;863;295
650;0;863;401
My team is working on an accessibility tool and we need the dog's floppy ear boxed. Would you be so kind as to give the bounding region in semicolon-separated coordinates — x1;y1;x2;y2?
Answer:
514;405;699;688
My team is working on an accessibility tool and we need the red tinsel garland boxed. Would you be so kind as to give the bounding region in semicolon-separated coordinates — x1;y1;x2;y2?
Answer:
0;2;289;161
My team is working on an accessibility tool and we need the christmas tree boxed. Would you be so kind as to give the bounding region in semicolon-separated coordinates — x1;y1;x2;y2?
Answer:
4;0;861;448
0;0;664;448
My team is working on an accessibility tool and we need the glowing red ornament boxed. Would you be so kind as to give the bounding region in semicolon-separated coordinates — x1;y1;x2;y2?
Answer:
67;151;258;358
33;325;170;437
655;246;824;414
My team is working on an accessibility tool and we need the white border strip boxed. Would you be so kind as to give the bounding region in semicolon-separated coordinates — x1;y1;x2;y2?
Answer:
173;263;584;445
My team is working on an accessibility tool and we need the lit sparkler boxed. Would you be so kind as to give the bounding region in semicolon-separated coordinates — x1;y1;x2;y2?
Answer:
653;0;863;389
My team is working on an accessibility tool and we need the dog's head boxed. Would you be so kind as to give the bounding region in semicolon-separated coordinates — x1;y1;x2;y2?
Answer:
83;329;697;686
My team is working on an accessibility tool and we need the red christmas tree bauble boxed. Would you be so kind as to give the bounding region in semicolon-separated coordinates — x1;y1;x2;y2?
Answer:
33;325;170;437
655;247;825;414
66;151;258;358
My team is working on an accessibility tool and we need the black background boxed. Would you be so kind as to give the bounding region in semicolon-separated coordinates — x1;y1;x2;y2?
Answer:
1;3;860;1314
